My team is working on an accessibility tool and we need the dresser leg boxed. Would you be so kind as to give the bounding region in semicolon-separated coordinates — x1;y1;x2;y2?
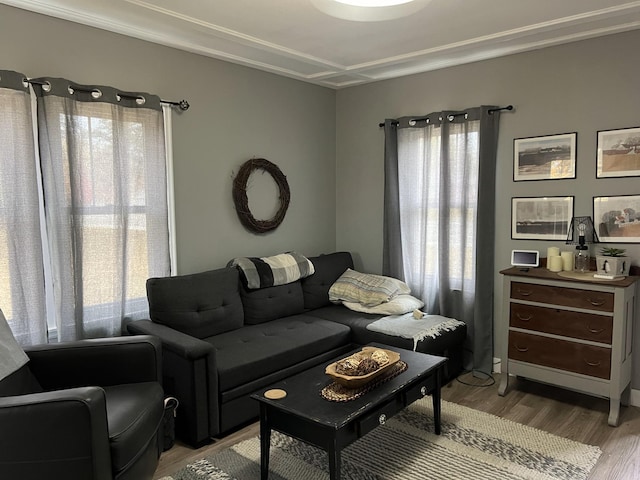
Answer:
498;373;509;396
608;397;621;427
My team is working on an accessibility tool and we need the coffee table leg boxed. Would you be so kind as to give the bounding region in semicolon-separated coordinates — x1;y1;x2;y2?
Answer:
259;404;271;480
328;443;341;480
433;366;442;435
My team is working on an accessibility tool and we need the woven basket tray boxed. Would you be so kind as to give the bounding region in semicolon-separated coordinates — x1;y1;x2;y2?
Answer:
321;361;408;402
325;347;401;388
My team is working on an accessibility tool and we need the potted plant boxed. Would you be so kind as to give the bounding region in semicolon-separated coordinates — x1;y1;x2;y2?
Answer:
596;247;630;277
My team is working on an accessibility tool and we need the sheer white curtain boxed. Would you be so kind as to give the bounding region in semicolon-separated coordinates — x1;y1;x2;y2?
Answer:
383;107;500;374
34;78;171;341
0;71;47;345
396;120;480;314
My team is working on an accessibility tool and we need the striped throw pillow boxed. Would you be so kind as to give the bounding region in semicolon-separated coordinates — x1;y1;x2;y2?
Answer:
328;269;410;307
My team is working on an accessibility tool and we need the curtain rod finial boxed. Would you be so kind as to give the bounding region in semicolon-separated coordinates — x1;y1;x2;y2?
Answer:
178;100;190;111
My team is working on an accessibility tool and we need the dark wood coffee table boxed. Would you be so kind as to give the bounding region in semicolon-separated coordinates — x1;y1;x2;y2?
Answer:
251;344;447;480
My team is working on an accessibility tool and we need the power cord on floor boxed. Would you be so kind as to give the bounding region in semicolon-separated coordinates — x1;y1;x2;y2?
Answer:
455;369;495;387
453;347;496;387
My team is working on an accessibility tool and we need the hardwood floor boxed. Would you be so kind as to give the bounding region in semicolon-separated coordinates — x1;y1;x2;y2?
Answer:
153;372;640;479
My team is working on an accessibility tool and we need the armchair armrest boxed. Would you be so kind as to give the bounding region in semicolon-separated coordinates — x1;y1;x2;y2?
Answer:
0;387;111;480
127;319;218;447
25;335;161;390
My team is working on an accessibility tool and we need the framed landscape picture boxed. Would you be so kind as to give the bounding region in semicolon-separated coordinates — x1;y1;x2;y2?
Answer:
512;196;574;240
513;133;577;181
596;126;640;178
593;194;640;243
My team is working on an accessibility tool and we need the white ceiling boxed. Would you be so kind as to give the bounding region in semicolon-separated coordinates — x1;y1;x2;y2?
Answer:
4;0;640;89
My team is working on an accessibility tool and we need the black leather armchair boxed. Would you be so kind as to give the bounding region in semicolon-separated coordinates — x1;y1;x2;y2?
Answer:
0;335;164;480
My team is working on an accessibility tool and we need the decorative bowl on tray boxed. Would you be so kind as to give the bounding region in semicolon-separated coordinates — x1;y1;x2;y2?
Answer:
325;347;401;388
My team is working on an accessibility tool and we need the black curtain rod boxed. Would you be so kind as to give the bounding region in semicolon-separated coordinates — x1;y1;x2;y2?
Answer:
489;105;513;114
24;78;190;111
378;104;513;127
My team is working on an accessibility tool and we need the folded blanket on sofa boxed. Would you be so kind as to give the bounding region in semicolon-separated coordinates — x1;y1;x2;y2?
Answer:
229;252;315;289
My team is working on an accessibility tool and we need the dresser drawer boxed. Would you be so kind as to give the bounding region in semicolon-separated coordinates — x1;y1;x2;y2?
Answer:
508;331;611;379
510;304;613;344
511;282;614;312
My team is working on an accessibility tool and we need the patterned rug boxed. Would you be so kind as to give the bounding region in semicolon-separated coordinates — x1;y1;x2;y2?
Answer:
160;399;601;480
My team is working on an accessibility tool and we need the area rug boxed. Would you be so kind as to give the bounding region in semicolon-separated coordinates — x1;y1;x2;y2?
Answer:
159;399;601;480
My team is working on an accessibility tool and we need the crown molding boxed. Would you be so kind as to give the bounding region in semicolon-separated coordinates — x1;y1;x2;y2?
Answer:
3;0;640;89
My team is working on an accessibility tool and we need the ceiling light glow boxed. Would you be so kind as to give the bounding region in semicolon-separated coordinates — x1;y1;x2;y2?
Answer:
334;0;416;7
312;0;430;21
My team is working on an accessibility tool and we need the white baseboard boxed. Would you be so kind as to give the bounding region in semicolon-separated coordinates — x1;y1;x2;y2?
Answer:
493;357;502;374
492;357;640;408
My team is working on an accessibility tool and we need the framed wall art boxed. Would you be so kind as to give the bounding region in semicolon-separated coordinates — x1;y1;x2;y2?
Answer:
593;194;640;243
596;126;640;178
513;133;577;181
512;196;574;240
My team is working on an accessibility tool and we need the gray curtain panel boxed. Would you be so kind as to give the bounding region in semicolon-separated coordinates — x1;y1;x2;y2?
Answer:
33;77;170;341
382;106;500;374
0;70;48;345
382;118;404;281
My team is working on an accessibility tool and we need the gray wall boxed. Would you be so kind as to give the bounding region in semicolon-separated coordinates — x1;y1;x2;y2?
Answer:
336;30;640;386
0;4;337;274
3;4;640;387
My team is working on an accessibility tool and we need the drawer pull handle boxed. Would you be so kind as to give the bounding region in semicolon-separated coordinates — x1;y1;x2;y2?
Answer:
588;298;605;306
420;386;427;396
516;314;532;321
517;289;532;296
584;359;602;367
514;344;529;352
378;414;387;425
588;326;604;334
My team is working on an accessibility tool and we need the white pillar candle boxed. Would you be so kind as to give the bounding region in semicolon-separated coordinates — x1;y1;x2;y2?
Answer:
549;255;563;272
561;251;574;271
546;247;560;270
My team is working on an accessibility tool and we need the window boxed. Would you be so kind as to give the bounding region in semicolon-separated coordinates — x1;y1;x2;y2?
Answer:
0;72;172;344
398;122;479;290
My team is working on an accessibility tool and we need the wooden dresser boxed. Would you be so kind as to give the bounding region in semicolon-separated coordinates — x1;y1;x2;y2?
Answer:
498;266;638;426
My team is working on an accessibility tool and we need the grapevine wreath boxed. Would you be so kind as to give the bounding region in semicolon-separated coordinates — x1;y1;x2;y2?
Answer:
232;158;290;233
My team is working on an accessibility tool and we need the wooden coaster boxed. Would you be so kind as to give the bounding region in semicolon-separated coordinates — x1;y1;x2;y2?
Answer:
264;389;287;400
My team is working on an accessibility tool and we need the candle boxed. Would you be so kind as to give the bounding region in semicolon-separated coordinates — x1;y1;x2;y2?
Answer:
549;255;563;272
561;251;574;271
546;247;560;270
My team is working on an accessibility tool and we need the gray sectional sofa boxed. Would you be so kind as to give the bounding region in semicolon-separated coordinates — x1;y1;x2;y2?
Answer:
127;252;466;447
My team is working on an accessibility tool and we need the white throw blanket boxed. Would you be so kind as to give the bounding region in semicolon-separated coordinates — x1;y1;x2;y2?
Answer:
366;312;465;351
0;308;29;382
